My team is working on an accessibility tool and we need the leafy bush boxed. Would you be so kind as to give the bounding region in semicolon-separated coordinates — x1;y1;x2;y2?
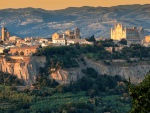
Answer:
0;71;23;86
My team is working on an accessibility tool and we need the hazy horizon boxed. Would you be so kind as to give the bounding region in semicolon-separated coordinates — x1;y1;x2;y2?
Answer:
0;0;150;10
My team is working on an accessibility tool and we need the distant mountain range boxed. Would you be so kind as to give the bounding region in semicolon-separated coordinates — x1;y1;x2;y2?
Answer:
1;4;150;39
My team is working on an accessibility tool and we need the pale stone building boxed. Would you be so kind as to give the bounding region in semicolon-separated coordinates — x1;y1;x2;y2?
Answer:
52;28;81;41
145;35;150;43
111;22;145;43
9;36;21;41
9;46;39;56
52;38;66;45
67;39;92;45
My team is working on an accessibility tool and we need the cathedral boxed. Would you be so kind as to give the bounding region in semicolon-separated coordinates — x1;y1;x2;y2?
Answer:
111;22;145;43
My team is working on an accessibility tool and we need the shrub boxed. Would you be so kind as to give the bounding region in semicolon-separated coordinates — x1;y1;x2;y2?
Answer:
20;51;24;56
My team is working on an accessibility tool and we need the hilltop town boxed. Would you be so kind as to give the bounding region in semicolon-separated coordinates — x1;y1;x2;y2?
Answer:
1;19;150;113
0;22;150;58
0;27;93;57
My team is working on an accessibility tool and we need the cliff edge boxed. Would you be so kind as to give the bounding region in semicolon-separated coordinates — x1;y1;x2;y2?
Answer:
84;57;150;84
0;57;41;86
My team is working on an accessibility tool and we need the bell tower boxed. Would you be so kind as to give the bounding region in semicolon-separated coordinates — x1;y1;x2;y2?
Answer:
75;28;80;39
2;27;7;41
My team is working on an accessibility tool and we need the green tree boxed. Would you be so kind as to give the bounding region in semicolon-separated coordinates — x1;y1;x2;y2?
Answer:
3;49;9;55
20;51;24;56
112;46;115;53
119;38;127;45
125;73;150;113
0;40;3;44
14;51;19;55
86;35;96;42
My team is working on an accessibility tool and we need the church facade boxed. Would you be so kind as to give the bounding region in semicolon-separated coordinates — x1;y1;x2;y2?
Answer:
111;22;145;43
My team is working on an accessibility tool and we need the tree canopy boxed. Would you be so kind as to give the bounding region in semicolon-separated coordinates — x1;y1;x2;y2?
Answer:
125;72;150;112
119;38;127;45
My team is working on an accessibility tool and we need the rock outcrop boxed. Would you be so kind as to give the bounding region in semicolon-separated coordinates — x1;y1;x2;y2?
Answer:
0;58;38;86
84;57;150;84
49;58;150;85
49;68;84;84
1;56;150;86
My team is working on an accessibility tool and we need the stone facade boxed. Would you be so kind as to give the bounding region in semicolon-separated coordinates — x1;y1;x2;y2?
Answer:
111;22;145;43
75;28;80;39
9;36;21;41
67;39;92;45
104;47;124;53
145;35;150;42
52;38;66;45
2;28;7;41
52;28;80;41
9;46;38;56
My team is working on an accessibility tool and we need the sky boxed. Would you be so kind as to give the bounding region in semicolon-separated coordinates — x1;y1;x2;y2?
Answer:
0;0;150;10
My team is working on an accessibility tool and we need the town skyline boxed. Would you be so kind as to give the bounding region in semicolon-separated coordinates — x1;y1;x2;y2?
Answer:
0;0;150;10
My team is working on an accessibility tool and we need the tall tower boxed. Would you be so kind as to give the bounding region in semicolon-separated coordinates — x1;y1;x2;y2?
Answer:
75;28;80;39
7;32;10;38
2;27;7;41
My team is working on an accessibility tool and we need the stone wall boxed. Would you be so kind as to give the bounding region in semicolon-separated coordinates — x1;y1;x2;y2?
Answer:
9;56;30;60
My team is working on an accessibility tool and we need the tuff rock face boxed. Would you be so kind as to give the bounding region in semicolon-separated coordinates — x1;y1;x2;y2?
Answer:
84;57;150;84
49;68;84;84
0;58;38;86
1;56;150;86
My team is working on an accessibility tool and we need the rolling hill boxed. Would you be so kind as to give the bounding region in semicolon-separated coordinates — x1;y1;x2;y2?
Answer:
1;4;150;38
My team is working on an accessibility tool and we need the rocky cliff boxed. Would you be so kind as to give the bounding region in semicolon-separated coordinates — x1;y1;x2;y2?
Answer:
84;57;150;84
1;56;150;86
49;68;84;84
49;57;150;85
0;57;38;86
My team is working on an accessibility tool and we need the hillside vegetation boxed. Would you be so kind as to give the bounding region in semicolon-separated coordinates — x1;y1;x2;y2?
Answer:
0;68;132;113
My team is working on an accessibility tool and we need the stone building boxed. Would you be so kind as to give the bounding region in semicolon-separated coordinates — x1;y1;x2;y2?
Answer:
111;22;145;43
52;38;66;45
65;30;75;39
9;36;21;41
1;27;10;41
52;28;81;40
67;39;93;45
9;46;38;56
145;35;150;43
75;28;80;39
2;28;7;41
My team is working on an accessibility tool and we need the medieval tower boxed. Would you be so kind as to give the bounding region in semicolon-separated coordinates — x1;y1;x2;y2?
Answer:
75;28;80;39
2;27;7;41
7;32;10;38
